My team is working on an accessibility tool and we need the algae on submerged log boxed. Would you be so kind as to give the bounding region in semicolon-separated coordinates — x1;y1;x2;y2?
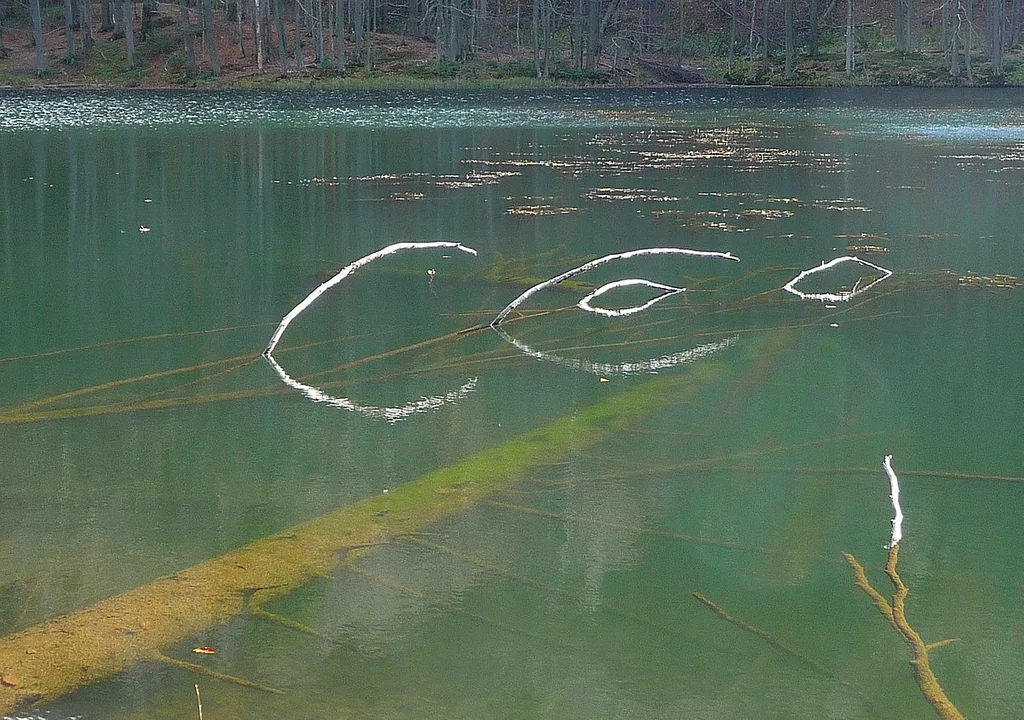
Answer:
0;356;745;716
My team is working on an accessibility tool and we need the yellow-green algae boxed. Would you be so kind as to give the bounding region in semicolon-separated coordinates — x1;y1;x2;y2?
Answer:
0;346;763;716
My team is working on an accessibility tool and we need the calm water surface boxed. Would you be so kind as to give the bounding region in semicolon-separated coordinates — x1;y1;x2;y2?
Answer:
1;89;1023;718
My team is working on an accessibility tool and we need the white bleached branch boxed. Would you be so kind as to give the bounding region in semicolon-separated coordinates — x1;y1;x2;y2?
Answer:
264;242;478;356
884;454;904;548
577;278;685;317
262;242;478;422
783;255;893;303
490;247;739;327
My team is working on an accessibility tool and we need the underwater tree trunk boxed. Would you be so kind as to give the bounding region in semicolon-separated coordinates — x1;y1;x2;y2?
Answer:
0;362;737;718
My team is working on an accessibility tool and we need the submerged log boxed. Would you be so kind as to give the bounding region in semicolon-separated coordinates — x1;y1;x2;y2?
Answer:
0;356;747;716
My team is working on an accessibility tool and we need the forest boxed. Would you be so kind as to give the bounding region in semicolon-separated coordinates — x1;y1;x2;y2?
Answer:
0;0;1022;88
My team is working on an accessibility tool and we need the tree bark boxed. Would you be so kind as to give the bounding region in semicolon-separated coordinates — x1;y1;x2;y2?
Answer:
202;0;221;74
101;0;115;31
333;0;344;69
31;0;46;72
728;0;736;67
988;0;1003;73
533;0;540;76
180;0;197;74
275;0;289;71
255;0;264;69
65;0;78;60
1011;0;1021;47
784;0;793;78
761;0;770;71
123;0;135;67
808;0;818;54
141;0;153;38
845;0;854;74
294;0;303;70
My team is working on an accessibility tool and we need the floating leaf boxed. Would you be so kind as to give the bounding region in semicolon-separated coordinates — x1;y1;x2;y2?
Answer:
192;647;217;655
0;674;19;687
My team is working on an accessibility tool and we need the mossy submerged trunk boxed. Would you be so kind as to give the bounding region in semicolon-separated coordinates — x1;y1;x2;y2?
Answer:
0;334;782;716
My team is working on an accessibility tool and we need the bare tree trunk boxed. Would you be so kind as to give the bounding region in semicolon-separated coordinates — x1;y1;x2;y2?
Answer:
988;0;1003;73
965;0;972;79
681;0;688;65
784;0;792;78
65;0;78;60
845;0;854;74
181;0;197;73
748;0;757;65
1011;0;1021;47
101;0;114;31
728;0;736;67
202;0;221;74
294;0;303;69
761;0;770;71
543;0;551;76
112;0;124;36
275;0;289;71
333;0;344;69
31;0;46;71
315;0;324;60
255;0;264;69
142;0;153;39
123;0;135;67
808;0;818;53
536;0;544;76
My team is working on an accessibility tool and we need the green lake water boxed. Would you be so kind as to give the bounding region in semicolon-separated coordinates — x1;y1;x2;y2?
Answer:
1;88;1023;718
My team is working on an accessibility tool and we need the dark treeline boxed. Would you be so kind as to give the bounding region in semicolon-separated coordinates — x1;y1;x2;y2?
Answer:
0;0;1021;80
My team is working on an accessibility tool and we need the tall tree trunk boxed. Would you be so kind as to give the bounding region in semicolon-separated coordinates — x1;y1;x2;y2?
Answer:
965;0;972;79
761;0;770;71
586;0;599;69
181;0;197;73
275;0;290;71
748;0;757;65
784;0;792;78
315;0;325;60
81;0;94;51
31;0;46;72
101;0;114;31
254;0;264;69
896;0;906;51
988;0;1002;73
542;0;550;76
123;0;135;67
113;0;124;36
294;0;303;69
333;0;343;69
728;0;736;68
682;0;689;65
65;0;78;60
533;0;540;76
202;0;221;74
808;0;818;54
845;0;854;74
1011;0;1021;47
942;0;950;54
141;0;153;38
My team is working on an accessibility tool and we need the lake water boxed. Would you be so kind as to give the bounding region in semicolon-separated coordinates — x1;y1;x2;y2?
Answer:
1;88;1023;719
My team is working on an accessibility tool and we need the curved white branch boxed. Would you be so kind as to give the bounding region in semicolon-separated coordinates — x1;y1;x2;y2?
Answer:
490;247;739;327
264;242;478;356
577;279;685;317
262;242;478;422
783;255;893;303
884;454;904;548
